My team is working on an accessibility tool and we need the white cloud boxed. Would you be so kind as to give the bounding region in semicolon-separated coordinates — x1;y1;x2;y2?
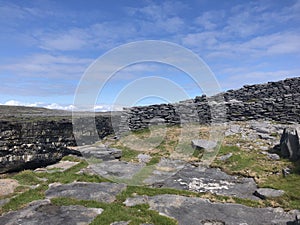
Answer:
182;0;300;59
44;103;75;111
0;100;123;112
93;104;123;112
2;100;43;107
224;32;300;57
33;17;142;52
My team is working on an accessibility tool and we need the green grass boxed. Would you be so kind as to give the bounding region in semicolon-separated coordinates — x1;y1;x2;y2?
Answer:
147;156;160;166
61;155;82;162
117;186;203;202
34;161;109;184
212;145;289;177
111;145;140;162
1;159;109;215
0;184;48;214
85;157;103;164
260;173;300;210
13;170;42;185
131;128;151;136
212;145;300;210
3;122;300;221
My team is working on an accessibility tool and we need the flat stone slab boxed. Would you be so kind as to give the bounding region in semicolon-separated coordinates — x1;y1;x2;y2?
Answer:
125;194;299;225
78;146;122;161
191;139;217;149
156;164;258;200
46;160;80;171
0;178;19;197
0;199;102;225
45;182;126;203
256;188;285;198
90;161;144;180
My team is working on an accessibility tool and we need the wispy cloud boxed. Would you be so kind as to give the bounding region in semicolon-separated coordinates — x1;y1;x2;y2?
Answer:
1;54;92;78
0;54;93;96
182;0;300;59
0;0;299;107
219;68;300;91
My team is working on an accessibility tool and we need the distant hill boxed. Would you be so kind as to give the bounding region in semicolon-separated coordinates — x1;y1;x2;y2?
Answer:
0;105;121;122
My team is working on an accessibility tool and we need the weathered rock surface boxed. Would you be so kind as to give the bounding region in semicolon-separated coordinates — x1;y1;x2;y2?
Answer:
0;178;19;197
77;145;122;161
0;108;123;173
45;182;126;203
90;160;144;180
0;198;9;207
138;154;152;164
44;160;80;172
155;164;258;200
0;108;121;147
0;143;82;173
225;124;241;136
0;199;102;225
125;194;299;225
144;158;186;185
280;128;300;161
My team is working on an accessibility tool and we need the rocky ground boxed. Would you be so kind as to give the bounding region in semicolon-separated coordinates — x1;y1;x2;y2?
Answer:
0;120;300;224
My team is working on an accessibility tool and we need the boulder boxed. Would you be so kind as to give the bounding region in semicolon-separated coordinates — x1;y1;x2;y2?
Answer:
90;160;144;181
280;128;300;161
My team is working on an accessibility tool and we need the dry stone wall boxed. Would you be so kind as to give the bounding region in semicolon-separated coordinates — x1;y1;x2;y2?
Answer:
119;77;300;133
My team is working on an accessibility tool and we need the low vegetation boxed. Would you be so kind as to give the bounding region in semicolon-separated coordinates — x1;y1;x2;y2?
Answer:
1;123;300;224
110;124;300;210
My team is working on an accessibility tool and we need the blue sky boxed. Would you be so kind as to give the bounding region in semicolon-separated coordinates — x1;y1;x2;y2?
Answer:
0;0;299;110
